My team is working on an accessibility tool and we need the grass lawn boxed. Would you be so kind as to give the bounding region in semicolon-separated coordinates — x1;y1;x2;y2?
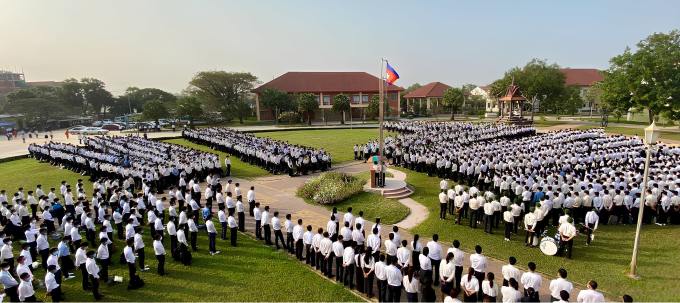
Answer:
0;158;358;302
311;191;409;226
162;138;269;179
576;125;680;142
297;171;409;225
0;158;94;192
255;129;380;164
397;167;680;301
35;233;359;302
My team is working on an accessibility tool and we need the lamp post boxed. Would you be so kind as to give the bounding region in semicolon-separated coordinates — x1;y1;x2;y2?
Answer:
629;121;660;279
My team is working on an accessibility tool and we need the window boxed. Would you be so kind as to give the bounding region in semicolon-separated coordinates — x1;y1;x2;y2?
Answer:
322;95;331;105
352;95;361;104
362;95;369;103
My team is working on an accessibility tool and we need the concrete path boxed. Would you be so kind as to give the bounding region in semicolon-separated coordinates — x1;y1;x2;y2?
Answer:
380;169;429;230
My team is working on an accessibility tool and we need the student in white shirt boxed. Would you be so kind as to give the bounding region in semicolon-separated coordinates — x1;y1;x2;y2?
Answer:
549;268;573;302
427;234;443;286
386;259;402;302
520;262;542;298
577;280;605;303
153;234;166;276
403;267;420;302
342;245;355;289
461;267;479;302
227;214;238;247
439;252;456;295
17;272;36;302
482;272;499;302
501;256;521;287
501;278;523;303
45;265;63;301
205;217;219;255
85;250;103;300
470;245;487;300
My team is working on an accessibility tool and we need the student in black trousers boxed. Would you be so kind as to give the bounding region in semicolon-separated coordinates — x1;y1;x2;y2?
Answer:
228;215;238;247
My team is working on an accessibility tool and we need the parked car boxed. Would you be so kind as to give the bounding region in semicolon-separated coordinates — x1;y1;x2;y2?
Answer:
81;127;109;135
101;123;124;131
67;125;88;134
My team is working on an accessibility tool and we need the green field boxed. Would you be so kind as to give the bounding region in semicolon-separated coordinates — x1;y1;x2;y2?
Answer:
255;128;380;164
162;138;269;179
398;167;680;301
0;159;358;302
576;125;680;142
0;158;94;192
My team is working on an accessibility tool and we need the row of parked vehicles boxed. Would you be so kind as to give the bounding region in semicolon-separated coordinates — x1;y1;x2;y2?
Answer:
68;119;178;135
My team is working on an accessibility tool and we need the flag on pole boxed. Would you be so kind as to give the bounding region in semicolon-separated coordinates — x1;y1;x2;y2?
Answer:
385;62;400;84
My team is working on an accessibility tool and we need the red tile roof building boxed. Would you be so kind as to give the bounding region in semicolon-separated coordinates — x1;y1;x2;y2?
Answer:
560;68;604;87
253;72;403;121
402;82;451;113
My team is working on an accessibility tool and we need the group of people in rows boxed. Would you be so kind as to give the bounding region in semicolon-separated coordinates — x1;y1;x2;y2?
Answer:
183;128;331;176
0;169;262;301
260;203;617;303
28;135;222;192
359;122;680;228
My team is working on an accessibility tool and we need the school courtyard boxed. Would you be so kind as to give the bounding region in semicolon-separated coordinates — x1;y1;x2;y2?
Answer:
0;120;678;301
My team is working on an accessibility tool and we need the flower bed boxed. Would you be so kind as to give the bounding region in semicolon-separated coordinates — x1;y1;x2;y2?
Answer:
297;172;366;205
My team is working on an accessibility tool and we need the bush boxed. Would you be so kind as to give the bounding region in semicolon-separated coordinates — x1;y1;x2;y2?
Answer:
297;172;366;205
278;111;301;123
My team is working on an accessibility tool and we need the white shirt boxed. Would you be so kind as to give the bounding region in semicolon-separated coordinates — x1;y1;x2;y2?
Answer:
386;265;402;286
482;280;498;297
85;257;100;278
419;254;432;270
403;275;420;293
45;271;59;292
501;286;523;303
18;280;35;301
520;271;542;290
153;240;166;255
577;289;605;303
470;253;487;272
426;241;442;260
549;278;573;299
501;264;522;282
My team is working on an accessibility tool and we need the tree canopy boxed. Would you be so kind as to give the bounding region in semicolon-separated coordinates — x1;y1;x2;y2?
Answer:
4;86;66;128
142;100;169;121
174;96;204;123
489;59;571;114
331;94;351;124
599;29;680;123
260;89;293;125
188;71;258;121
442;87;464;120
297;93;319;125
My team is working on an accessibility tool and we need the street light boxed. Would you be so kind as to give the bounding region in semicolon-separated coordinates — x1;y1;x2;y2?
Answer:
629;121;660;279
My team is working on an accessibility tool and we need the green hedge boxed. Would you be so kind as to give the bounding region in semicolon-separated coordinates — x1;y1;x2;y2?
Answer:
297;172;366;205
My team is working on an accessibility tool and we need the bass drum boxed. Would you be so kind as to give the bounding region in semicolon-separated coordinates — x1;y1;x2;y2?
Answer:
540;237;559;256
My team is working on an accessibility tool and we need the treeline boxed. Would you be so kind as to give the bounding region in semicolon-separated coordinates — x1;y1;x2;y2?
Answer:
1;71;262;128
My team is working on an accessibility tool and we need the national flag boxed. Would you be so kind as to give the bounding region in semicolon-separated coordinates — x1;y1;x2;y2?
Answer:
385;62;400;84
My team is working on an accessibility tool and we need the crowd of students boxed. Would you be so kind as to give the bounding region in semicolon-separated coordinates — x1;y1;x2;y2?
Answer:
183;128;331;176
0;171;259;302
27;135;220;191
359;121;680;227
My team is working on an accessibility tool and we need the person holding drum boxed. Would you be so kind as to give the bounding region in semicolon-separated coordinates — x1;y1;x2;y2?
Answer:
558;217;577;259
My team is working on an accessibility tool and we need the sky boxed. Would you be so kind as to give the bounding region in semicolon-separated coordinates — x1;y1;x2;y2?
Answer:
1;0;679;95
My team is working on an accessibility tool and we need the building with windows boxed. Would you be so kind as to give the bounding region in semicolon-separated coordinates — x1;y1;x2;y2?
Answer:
403;82;451;114
560;68;604;114
253;72;403;121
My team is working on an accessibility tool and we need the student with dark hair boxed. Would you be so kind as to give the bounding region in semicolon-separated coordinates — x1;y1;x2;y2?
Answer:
85;250;103;300
482;272;498;302
549;268;573;302
460;267;479;302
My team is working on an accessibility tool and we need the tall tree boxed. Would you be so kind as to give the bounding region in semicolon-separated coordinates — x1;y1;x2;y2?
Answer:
332;94;351;124
174;96;204;124
119;87;177;114
234;96;254;124
584;86;603;117
188;71;258;121
80;78;114;117
5;86;66;128
60;78;85;113
366;94;391;119
489;59;567;118
260;89;293;125
297;93;319;125
599;30;680;123
442;87;464;120
142;100;169;122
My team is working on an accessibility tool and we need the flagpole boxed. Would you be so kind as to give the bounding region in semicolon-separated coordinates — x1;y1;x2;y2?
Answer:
378;58;385;169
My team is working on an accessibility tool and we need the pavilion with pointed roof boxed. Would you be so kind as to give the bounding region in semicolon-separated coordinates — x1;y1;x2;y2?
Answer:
497;80;532;125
